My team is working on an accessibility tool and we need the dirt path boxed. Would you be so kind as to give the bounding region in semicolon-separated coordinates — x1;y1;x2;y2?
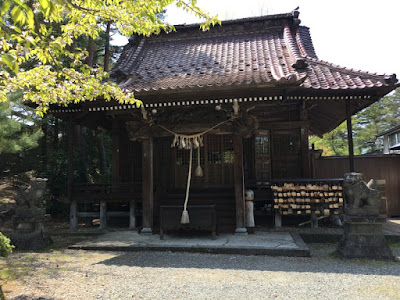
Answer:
1;240;400;300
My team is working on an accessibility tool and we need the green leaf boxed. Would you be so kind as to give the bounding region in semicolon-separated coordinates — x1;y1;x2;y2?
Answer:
11;6;25;26
1;53;18;73
2;53;14;67
12;25;22;33
39;0;50;10
1;0;11;16
25;6;35;29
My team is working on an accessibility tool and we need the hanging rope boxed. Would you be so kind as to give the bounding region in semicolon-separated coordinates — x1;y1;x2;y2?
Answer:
195;148;203;177
158;117;234;224
158;117;234;140
181;146;193;224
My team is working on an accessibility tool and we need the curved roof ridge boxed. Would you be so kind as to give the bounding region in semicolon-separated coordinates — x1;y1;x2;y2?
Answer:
305;56;397;84
295;26;318;59
173;11;297;29
283;21;302;62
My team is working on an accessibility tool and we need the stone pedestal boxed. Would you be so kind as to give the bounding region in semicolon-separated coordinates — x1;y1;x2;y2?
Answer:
10;209;52;250
337;214;393;260
245;200;255;234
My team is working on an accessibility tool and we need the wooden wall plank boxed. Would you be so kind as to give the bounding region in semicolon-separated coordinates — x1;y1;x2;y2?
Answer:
142;138;154;232
314;156;400;216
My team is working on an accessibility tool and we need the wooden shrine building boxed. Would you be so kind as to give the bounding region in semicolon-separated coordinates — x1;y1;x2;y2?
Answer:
50;10;398;233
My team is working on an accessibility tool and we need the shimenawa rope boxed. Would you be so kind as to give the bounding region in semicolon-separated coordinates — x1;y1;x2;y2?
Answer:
158;118;234;224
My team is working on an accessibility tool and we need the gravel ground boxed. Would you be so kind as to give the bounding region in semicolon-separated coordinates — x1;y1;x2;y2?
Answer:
2;243;400;300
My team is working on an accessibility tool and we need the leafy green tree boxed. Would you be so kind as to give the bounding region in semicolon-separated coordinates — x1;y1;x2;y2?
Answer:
310;89;400;155
0;0;219;116
353;90;400;154
310;122;349;156
0;101;43;154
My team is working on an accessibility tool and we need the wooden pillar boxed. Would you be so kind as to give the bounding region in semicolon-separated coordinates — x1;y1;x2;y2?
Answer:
300;100;310;177
346;99;355;172
129;199;136;229
141;138;153;234
70;200;78;229
68;120;78;229
233;135;247;234
111;119;120;185
99;199;107;229
301;126;310;177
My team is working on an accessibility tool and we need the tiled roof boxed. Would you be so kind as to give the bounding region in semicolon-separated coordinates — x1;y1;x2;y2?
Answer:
376;124;400;137
110;10;398;95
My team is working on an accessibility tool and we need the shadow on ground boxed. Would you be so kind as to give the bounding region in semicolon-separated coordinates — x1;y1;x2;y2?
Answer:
94;243;400;276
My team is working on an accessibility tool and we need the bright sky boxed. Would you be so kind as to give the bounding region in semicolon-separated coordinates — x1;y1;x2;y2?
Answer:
161;0;400;77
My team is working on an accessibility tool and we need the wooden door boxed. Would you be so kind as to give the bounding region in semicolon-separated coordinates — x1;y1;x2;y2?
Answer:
271;129;301;179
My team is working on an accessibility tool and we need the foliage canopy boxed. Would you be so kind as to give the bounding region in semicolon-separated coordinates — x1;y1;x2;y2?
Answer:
0;100;43;154
0;0;219;116
310;89;400;156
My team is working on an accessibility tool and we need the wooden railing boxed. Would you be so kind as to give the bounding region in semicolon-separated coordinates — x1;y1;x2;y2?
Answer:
71;182;142;202
69;182;142;229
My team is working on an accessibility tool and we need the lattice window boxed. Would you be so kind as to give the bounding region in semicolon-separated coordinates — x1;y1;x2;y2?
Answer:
206;135;233;165
255;133;271;181
174;134;234;188
176;148;204;166
272;129;301;179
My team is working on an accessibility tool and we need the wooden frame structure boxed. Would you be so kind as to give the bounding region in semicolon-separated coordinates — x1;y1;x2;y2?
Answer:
50;10;398;233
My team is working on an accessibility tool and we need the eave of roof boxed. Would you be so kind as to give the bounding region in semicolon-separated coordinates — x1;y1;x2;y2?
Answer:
110;9;398;97
49;10;398;137
377;124;400;137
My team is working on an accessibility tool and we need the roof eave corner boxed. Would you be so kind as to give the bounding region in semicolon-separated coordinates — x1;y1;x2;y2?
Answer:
291;7;301;28
385;73;398;85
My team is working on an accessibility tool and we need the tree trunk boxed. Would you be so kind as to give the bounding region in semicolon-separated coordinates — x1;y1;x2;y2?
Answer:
86;36;95;67
104;21;111;72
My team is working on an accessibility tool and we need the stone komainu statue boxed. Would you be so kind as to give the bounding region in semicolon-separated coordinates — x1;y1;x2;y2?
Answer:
11;178;51;250
16;178;47;212
343;172;380;210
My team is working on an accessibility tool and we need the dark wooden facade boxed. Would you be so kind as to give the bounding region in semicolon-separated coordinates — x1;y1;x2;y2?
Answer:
51;10;398;233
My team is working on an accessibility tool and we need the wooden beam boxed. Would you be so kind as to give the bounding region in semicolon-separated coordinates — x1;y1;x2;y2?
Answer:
256;121;308;128
141;138;154;234
233;135;247;234
76;211;99;218
346;99;355;172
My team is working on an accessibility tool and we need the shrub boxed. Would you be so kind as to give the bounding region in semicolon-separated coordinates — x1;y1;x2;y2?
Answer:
0;232;14;257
